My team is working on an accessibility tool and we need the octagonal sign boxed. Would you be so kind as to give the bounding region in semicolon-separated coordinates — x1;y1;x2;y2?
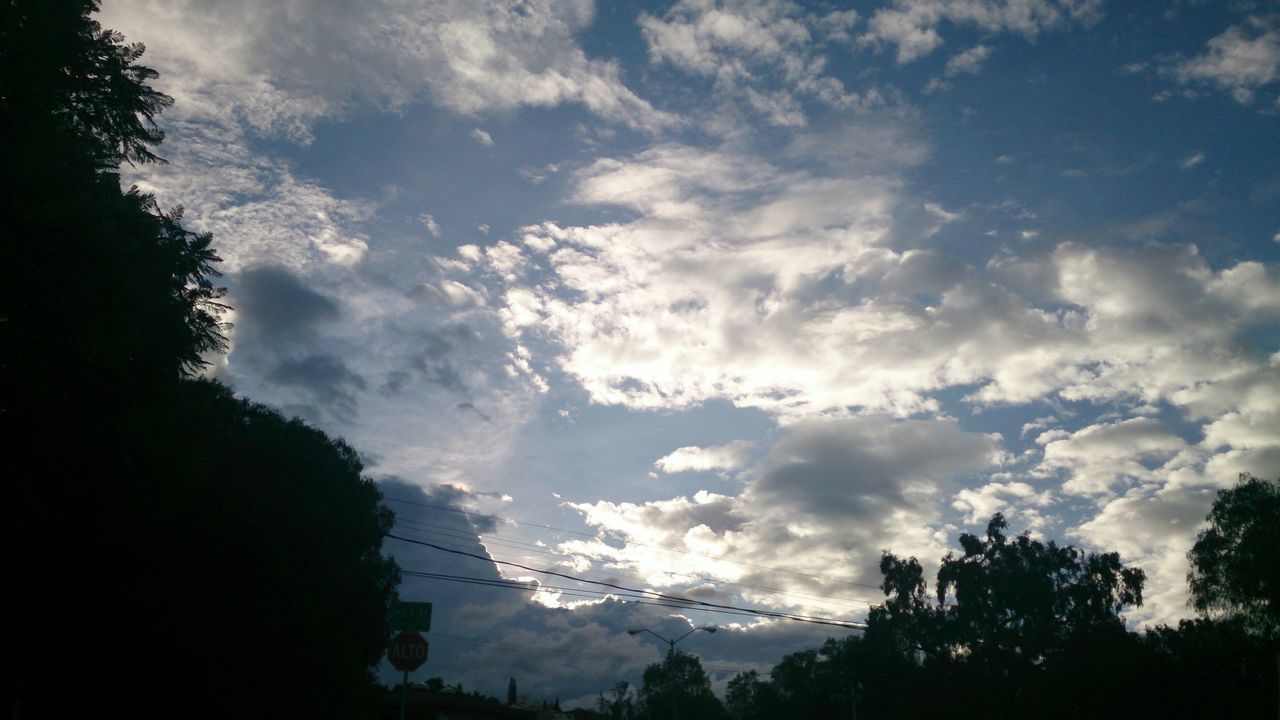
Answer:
388;631;429;672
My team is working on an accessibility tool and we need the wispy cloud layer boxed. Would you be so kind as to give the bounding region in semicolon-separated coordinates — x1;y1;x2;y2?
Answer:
863;0;1103;63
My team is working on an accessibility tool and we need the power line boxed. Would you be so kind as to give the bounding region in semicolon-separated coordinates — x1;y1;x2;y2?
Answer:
400;569;786;619
383;494;884;592
391;518;880;610
386;533;865;630
399;570;778;622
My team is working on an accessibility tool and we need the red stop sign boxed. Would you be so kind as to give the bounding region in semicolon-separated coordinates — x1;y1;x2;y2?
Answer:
388;631;429;672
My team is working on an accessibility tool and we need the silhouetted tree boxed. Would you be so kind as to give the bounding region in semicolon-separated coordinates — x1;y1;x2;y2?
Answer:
1188;473;1280;719
0;2;399;718
1188;473;1280;636
934;514;1145;660
1134;617;1275;720
860;514;1146;719
725;670;776;720
636;651;728;720
707;511;1275;720
597;681;638;720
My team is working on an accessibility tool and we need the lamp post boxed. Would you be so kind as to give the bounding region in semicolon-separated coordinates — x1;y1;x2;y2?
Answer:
627;626;716;720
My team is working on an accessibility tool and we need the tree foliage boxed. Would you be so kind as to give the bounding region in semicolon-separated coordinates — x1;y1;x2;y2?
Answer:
1;0;227;393
597;681;638;720
638;651;729;720
935;513;1144;659
1;2;398;717
716;510;1277;719
870;514;1144;666
0;0;172;166
1188;473;1280;637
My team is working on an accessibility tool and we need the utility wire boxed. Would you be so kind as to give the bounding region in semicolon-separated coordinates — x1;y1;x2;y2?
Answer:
392;518;880;610
399;570;776;621
383;495;884;592
391;533;863;627
400;568;778;618
386;533;865;630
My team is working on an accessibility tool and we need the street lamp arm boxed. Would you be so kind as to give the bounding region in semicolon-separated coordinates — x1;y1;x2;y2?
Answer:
628;625;717;648
627;628;669;644
672;627;702;645
626;625;716;720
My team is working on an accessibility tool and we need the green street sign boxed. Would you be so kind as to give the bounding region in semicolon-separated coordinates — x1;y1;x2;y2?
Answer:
390;601;432;632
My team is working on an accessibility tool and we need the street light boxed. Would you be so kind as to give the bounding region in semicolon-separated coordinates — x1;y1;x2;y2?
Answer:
627;626;716;720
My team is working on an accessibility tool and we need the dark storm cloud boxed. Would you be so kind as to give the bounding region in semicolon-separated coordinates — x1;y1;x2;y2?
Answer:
749;418;998;521
380;324;482;395
234;265;340;345
380;478;502;535
267;353;367;422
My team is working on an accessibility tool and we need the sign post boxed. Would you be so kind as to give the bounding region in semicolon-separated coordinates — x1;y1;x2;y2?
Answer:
388;602;432;720
389;632;429;720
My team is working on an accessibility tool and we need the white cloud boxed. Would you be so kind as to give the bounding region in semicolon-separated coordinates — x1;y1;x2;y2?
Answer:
952;481;1053;526
421;214;443;238
1064;365;1280;626
456;134;1280;422
655;441;756;473
101;0;673;135
430;280;487;308
639;0;872;129
922;202;962;236
863;0;1103;63
99;0;679;281
566;417;1003;612
484;143;939;417
1168;19;1280;104
1070;475;1216;626
945;44;993;75
1180;152;1205;169
471;128;495;147
923;44;993;93
123;121;371;271
1036;417;1188;496
641;0;823;76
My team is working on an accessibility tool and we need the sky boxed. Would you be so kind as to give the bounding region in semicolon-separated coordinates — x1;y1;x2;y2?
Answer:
101;0;1279;706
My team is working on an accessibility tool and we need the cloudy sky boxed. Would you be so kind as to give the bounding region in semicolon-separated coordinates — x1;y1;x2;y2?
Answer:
102;0;1279;705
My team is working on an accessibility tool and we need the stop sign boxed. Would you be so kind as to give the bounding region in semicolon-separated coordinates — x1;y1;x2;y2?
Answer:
388;631;429;672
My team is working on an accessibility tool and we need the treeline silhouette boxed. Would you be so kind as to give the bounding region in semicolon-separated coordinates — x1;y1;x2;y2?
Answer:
1;3;398;718
597;479;1279;720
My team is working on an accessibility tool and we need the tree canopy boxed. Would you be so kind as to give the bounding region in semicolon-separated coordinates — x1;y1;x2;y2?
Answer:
585;501;1280;719
722;511;1273;719
1;2;399;717
597;653;728;720
1188;473;1280;637
637;650;729;720
870;514;1144;665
